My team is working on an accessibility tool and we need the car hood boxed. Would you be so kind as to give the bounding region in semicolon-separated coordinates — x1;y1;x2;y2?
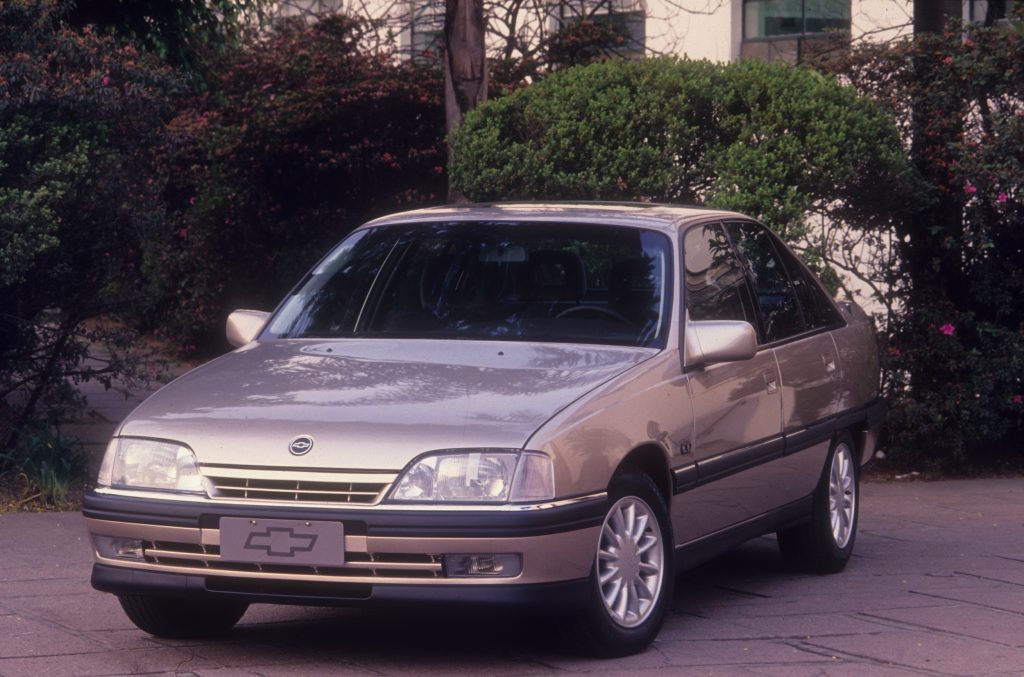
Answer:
119;339;656;470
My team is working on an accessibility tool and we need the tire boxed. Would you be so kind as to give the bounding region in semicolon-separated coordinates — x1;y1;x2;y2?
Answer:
777;431;859;574
118;595;248;638
570;466;674;657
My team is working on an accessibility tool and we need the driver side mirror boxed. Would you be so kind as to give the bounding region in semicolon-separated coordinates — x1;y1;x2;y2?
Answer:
683;320;758;369
226;309;271;348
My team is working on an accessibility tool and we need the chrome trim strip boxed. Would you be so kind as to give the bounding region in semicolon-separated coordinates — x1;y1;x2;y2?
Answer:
94;556;475;586
92;487;608;512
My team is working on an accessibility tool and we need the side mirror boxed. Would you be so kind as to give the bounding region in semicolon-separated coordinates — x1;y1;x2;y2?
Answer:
684;320;758;369
226;309;271;348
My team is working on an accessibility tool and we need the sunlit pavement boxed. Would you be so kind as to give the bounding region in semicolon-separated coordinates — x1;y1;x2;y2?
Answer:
1;478;1023;676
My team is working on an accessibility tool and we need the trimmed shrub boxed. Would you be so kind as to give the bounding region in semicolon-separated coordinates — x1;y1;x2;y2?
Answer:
451;57;918;247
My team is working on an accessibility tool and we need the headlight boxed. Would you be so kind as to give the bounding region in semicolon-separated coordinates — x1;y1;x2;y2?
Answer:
388;450;555;504
96;438;205;494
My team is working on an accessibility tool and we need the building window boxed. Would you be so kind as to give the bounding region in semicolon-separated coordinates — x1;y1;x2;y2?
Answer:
551;0;646;59
969;0;1017;23
741;0;849;64
406;0;445;62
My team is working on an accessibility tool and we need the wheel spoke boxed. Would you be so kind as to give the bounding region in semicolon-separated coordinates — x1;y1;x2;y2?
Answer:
637;534;657;555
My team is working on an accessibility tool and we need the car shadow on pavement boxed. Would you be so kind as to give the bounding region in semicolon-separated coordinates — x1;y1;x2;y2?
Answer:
181;535;792;665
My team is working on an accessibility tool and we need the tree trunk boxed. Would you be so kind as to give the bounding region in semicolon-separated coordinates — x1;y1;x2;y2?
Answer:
444;0;487;202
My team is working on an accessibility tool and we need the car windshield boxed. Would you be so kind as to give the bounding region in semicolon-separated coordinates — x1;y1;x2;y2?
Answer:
265;221;672;348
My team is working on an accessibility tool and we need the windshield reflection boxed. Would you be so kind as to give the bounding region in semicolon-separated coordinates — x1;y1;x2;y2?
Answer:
266;221;672;348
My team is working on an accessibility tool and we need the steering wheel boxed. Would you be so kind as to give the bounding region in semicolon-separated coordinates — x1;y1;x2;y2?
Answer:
555;305;632;324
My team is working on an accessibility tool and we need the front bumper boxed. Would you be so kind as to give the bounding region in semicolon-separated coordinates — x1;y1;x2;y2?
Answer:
83;491;602;608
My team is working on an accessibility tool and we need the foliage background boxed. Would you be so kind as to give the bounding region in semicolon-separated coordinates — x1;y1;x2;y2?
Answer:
2;1;1022;494
0;0;179;499
819;15;1024;471
147;15;446;350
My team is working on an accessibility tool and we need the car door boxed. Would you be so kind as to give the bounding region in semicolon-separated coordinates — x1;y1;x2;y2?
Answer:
723;221;845;497
677;222;784;538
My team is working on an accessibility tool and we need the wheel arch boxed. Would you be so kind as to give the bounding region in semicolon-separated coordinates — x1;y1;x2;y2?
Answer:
613;443;673;506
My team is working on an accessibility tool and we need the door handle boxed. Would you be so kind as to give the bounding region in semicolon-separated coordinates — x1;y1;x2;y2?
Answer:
763;371;779;394
822;353;837;374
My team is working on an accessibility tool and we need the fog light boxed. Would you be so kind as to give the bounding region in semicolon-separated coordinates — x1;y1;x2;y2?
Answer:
444;553;522;578
93;535;145;560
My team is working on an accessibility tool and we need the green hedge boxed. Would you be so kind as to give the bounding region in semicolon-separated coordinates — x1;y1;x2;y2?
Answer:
452;57;919;245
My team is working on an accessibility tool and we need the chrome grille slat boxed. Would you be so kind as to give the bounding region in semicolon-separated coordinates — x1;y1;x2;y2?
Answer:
201;468;396;506
141;540;444;578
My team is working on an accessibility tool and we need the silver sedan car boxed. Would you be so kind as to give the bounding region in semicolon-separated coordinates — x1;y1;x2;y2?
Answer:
84;203;883;656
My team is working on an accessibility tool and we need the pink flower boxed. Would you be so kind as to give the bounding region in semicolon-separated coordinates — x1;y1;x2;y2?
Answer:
964;182;977;194
1014;394;1023;405
101;75;110;86
939;323;956;336
943;56;954;65
998;192;1009;203
188;196;196;205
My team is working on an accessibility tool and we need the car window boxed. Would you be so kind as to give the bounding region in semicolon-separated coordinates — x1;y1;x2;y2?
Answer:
773;243;844;331
683;223;758;327
723;221;805;342
266;221;672;348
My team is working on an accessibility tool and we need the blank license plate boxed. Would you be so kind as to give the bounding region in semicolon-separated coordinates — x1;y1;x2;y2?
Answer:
219;517;344;567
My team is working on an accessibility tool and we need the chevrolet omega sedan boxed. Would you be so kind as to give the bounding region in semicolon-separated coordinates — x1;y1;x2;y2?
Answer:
84;203;883;656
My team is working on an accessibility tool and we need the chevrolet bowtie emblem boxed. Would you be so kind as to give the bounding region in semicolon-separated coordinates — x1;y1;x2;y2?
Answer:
243;527;318;557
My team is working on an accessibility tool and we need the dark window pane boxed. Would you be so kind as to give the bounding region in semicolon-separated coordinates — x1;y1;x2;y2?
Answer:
772;242;844;331
744;0;850;38
745;0;803;37
805;0;850;32
724;222;805;341
684;224;757;326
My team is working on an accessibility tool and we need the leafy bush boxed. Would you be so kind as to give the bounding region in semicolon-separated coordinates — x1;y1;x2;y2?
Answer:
149;15;447;351
0;1;177;469
452;56;919;268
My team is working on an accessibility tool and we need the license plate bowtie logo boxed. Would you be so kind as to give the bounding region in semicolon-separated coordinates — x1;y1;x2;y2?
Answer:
243;526;318;557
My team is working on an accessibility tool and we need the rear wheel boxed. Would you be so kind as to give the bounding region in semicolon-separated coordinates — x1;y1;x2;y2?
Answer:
777;432;859;574
571;467;673;657
118;595;248;638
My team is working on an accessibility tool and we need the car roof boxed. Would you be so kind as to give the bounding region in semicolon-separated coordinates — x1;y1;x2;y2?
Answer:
362;202;750;235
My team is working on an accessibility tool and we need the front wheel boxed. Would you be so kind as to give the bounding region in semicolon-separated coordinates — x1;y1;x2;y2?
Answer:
119;595;248;638
777;432;859;574
570;467;673;657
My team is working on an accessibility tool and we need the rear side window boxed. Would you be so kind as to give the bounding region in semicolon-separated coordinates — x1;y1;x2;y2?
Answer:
683;224;757;325
723;222;805;342
775;244;844;331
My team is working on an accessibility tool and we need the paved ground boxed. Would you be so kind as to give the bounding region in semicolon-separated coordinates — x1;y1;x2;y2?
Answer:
1;478;1022;676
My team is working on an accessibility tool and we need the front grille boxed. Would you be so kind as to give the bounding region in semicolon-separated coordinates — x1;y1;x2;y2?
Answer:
142;540;444;579
201;466;396;506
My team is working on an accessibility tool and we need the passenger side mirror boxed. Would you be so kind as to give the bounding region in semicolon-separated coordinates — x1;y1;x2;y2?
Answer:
683;320;758;369
226;309;271;348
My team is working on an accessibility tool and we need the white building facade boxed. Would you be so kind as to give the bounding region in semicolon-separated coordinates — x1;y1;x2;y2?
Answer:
275;1;1016;65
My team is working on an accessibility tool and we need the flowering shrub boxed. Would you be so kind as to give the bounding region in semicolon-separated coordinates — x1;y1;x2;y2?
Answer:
823;11;1024;471
147;15;447;351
